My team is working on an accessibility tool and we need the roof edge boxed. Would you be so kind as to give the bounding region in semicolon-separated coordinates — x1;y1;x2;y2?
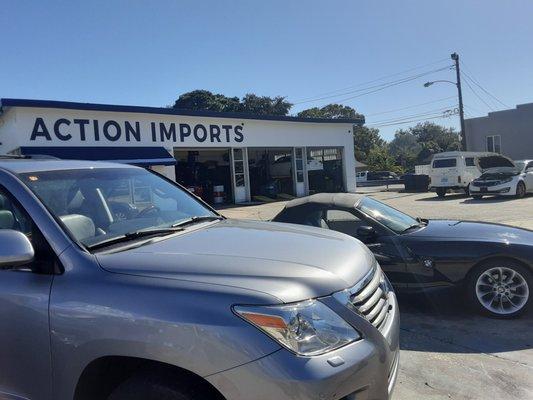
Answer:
0;98;364;125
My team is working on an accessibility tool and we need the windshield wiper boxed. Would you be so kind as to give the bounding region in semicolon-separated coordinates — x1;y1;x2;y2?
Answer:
401;221;426;234
171;215;223;228
86;227;184;251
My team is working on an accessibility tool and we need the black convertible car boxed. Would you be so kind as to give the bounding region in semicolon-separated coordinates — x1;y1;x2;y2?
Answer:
273;193;532;318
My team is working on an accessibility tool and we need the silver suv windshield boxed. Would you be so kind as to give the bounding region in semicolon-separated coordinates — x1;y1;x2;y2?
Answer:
19;167;218;248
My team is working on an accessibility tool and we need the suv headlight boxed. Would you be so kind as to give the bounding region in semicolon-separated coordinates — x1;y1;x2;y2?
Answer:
234;300;360;356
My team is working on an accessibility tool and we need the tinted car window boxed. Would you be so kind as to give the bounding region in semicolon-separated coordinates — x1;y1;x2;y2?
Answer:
465;157;475;166
432;158;457;168
357;197;418;233
0;190;32;236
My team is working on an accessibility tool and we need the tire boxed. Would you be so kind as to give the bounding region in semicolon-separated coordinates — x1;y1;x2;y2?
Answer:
516;181;526;199
466;259;531;318
436;187;447;198
472;195;483;200
108;371;210;400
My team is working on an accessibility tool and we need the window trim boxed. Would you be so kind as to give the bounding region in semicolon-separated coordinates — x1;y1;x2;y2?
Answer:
0;185;60;274
486;134;502;153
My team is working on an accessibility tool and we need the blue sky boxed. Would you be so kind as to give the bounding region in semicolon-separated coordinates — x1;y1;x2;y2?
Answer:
2;0;533;140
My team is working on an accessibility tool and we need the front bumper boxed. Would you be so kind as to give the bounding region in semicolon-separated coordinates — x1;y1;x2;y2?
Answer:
470;183;514;196
207;291;400;400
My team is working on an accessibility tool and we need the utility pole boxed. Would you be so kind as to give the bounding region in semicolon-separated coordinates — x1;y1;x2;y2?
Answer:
451;52;467;150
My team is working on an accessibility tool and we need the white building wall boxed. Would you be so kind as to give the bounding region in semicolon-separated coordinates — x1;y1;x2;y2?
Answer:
0;105;357;200
0;108;20;155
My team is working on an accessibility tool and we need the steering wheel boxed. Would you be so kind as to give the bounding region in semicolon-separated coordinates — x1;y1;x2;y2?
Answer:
136;205;161;218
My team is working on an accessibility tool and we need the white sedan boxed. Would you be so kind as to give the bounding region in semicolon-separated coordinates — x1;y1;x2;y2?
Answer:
470;159;533;199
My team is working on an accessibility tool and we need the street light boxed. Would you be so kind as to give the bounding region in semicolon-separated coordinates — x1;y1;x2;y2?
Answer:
423;52;466;150
424;80;456;87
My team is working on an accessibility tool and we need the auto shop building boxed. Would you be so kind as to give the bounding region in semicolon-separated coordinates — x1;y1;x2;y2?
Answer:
0;99;362;204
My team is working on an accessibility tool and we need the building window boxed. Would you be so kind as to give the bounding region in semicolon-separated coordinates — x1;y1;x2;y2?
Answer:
232;148;245;187
294;147;305;183
486;135;501;153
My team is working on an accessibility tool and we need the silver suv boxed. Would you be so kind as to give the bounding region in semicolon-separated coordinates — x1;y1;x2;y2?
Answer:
0;158;399;400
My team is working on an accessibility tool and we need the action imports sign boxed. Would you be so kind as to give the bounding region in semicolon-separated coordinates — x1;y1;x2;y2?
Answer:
29;117;244;145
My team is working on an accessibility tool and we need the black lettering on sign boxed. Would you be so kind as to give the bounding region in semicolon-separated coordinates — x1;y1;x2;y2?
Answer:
193;124;207;142
234;125;244;142
125;121;141;142
30;118;52;141
53;119;72;141
179;124;191;142
73;119;89;141
93;120;100;141
103;120;121;141
209;125;221;143
160;123;176;142
222;125;232;142
151;122;157;142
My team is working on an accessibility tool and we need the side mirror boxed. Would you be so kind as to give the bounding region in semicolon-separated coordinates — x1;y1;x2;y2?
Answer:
357;226;376;241
0;230;34;269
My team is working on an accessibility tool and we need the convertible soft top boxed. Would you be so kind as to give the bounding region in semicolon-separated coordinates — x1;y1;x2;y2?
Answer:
283;193;364;210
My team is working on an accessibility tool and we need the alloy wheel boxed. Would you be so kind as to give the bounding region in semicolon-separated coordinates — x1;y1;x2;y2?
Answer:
475;266;529;315
516;182;526;198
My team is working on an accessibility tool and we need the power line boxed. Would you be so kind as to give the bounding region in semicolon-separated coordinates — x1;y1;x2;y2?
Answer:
463;103;484;115
369;114;452;128
462;75;495;111
365;96;456;117
460;62;509;108
367;105;457;125
293;57;450;102
293;65;453;105
321;65;454;104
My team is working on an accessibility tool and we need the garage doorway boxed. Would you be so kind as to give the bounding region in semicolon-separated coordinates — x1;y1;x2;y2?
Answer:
307;147;345;194
174;149;233;204
247;148;296;201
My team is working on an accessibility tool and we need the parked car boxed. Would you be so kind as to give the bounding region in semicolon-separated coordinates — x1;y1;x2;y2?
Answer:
270;155;323;178
470;159;533;199
429;151;501;197
0;157;399;400
356;170;368;183
356;171;399;184
273;193;533;318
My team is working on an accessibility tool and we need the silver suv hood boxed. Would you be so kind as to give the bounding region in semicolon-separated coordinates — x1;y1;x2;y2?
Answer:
96;219;374;303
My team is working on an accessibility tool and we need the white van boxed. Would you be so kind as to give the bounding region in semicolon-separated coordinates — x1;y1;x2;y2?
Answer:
429;151;495;197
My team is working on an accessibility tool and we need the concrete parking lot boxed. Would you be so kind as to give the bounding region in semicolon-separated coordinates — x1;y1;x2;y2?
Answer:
218;187;533;400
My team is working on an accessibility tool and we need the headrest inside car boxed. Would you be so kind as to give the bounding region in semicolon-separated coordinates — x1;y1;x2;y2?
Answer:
60;214;96;241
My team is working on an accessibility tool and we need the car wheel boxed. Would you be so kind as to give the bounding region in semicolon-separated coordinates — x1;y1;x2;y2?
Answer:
108;371;208;400
467;260;531;318
472;195;483;200
516;181;526;198
436;188;447;198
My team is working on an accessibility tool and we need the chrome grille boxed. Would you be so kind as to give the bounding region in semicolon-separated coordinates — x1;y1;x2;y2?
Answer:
472;180;499;187
349;266;391;331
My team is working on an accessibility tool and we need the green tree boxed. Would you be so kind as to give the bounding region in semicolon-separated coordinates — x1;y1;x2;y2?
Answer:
297;103;364;120
241;94;292;116
172;90;292;116
407;122;461;161
366;145;403;174
353;125;386;163
389;130;421;171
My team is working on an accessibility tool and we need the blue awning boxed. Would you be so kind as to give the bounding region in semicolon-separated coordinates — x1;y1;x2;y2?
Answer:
19;146;176;166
